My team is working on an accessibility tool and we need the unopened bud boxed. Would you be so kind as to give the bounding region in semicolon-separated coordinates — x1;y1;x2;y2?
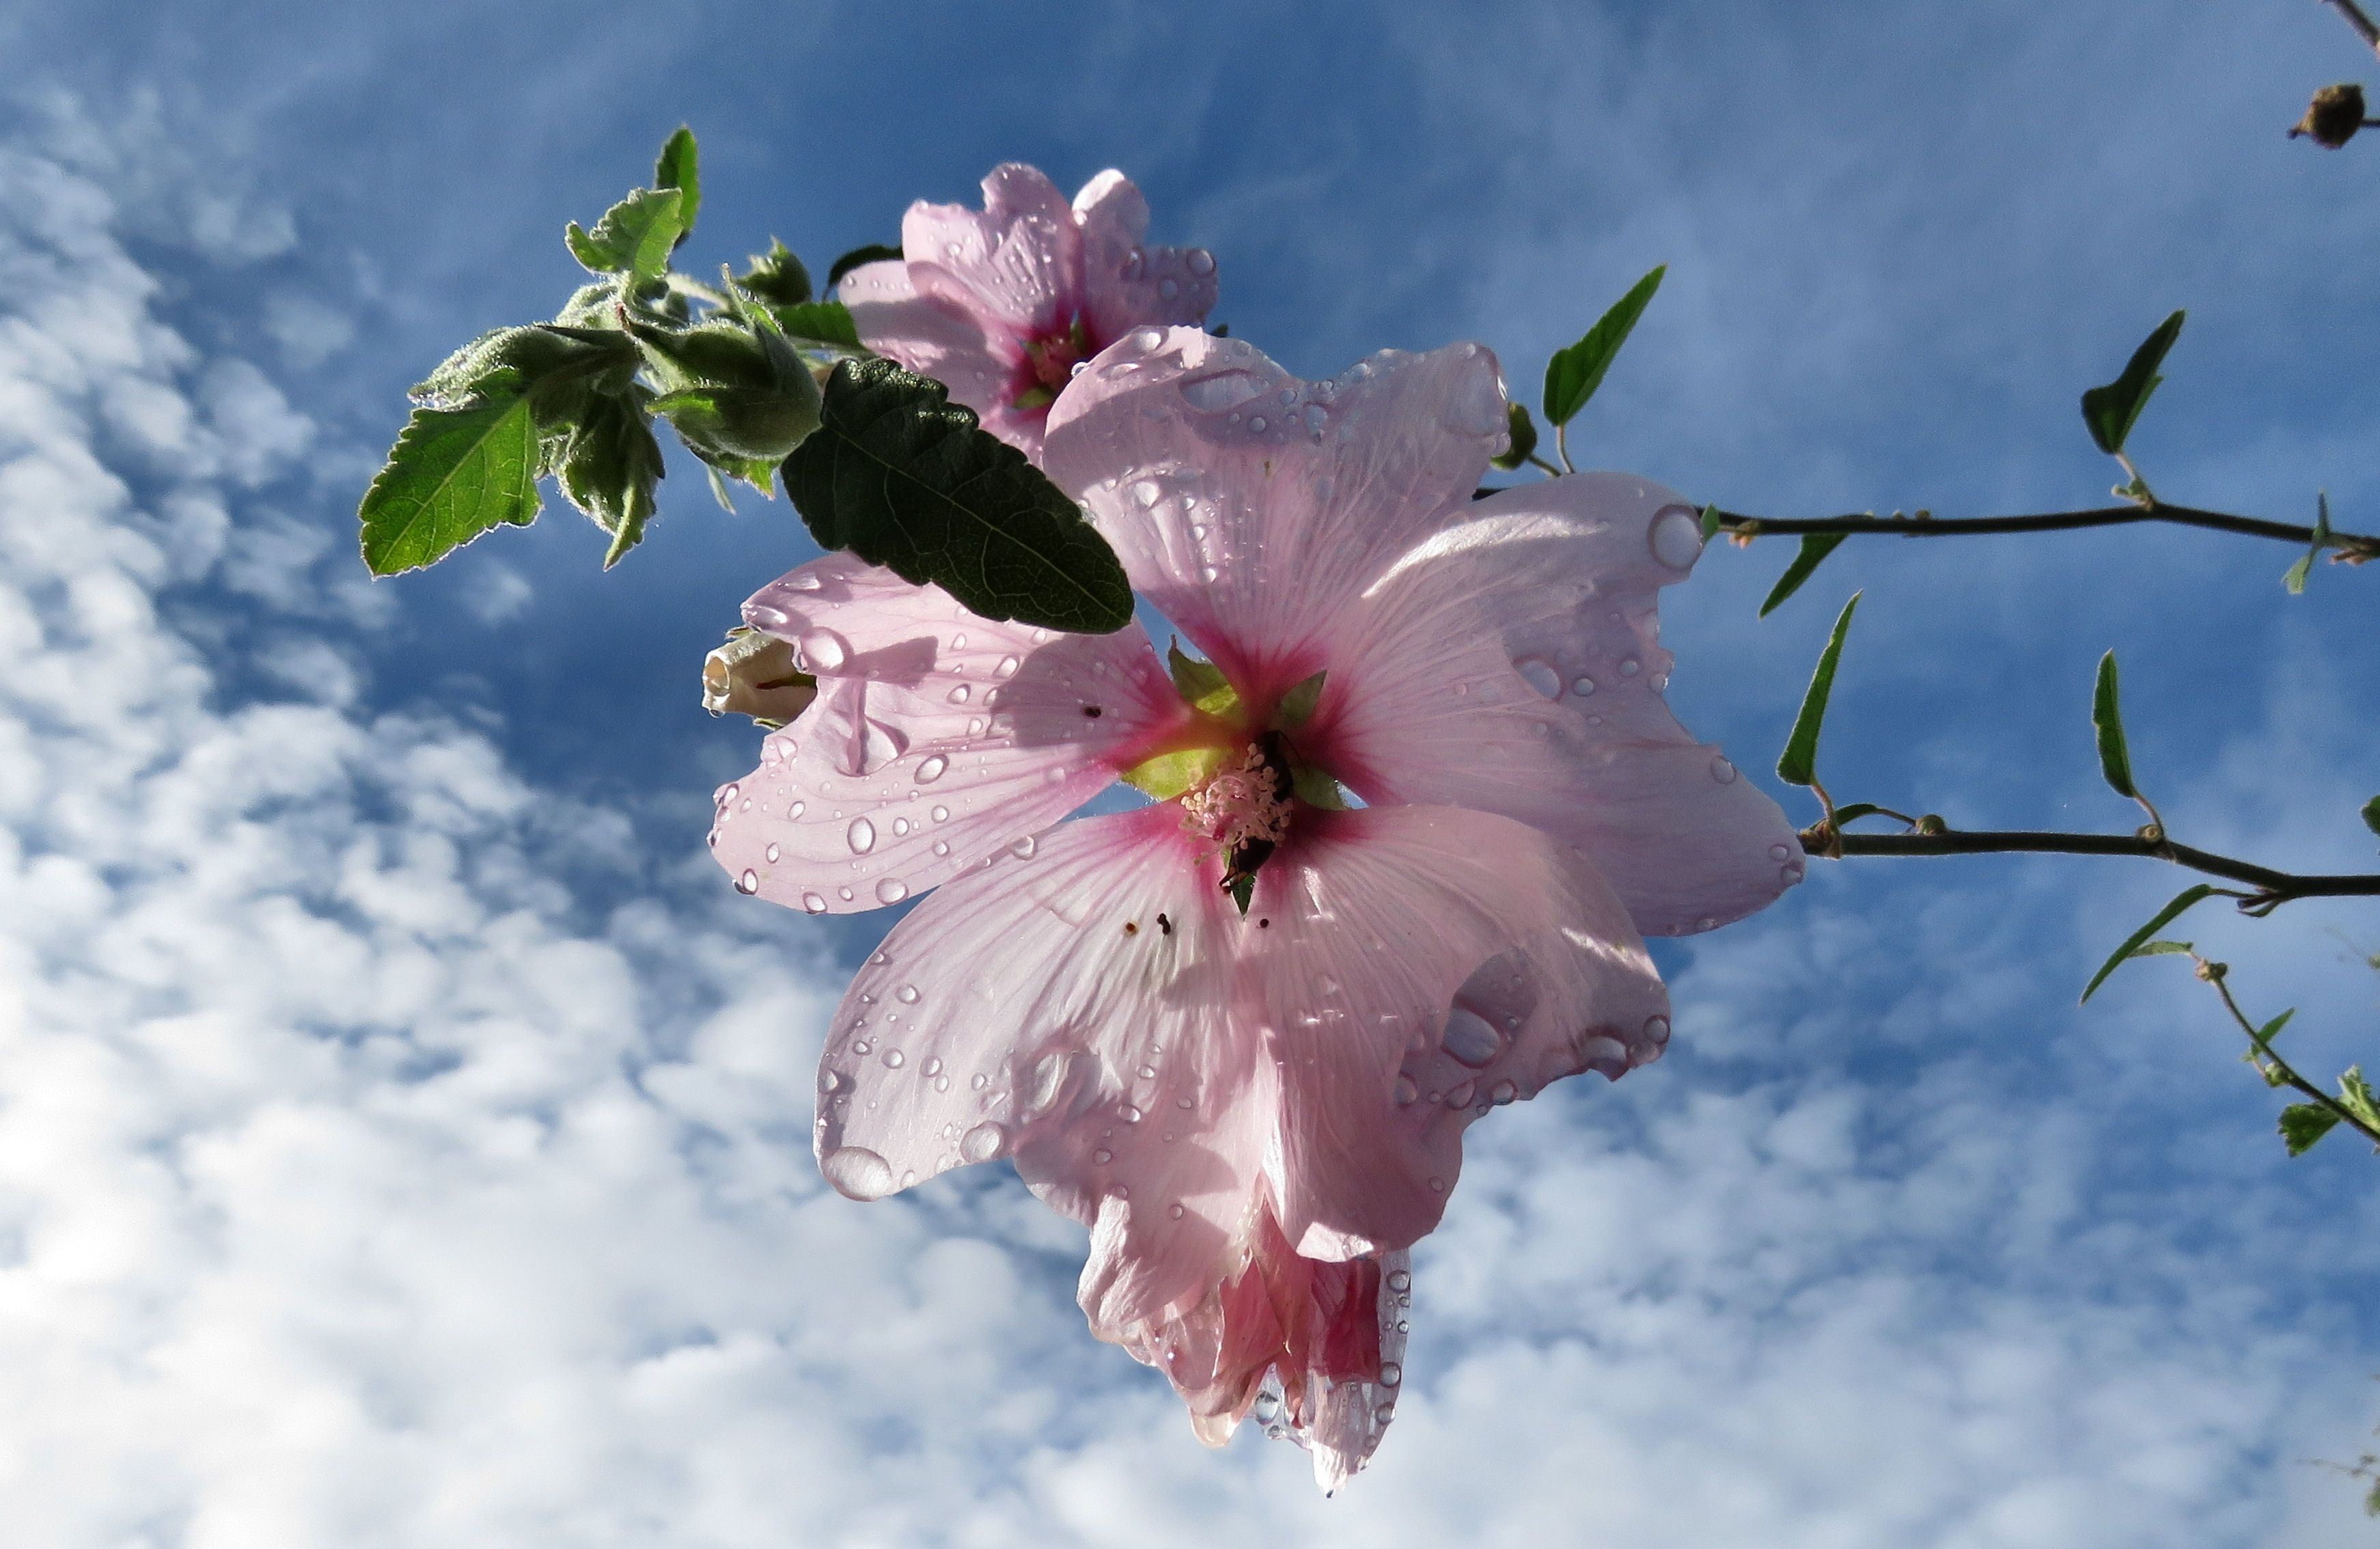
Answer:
702;627;816;727
2291;83;2366;149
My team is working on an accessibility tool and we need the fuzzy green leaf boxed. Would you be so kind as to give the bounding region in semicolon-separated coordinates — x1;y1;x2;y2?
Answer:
1759;532;1849;618
555;389;665;567
2279;1103;2342;1155
783;358;1133;633
2092;650;2138;799
1776;591;1861;787
359;388;541;574
2080;310;2184;456
566;187;686;281
739;238;813;309
827;243;904;291
2080;883;2217;1002
1542;265;1664;427
653;127;700;248
2340;1066;2380;1131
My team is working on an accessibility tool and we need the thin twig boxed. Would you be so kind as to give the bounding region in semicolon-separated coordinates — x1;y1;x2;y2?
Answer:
2202;957;2380;1147
1808;825;2380;911
1708;502;2379;558
2321;0;2380;56
1555;420;1575;474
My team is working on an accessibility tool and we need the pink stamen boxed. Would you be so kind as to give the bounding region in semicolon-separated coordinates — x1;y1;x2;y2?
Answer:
1180;743;1292;855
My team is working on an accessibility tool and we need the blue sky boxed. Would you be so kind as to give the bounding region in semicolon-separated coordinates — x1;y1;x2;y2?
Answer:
3;2;2379;1544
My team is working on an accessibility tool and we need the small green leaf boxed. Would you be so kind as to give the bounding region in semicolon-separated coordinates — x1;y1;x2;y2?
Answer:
827;243;905;291
566;187;686;281
1489;400;1538;471
1698;504;1723;541
2340;1066;2380;1130
2079;883;2217;1002
1120;743;1230;801
1758;532;1849;618
773;300;861;348
2091;650;2138;799
2129;939;2196;957
1168;641;1240;717
1829;802;1889;827
2286;491;2332;594
1276;670;1327;727
739;238;813;309
1542;264;1665;427
2361;795;2380;839
2079;310;2184;456
653;126;700;247
1776;591;1862;788
2279;1103;2342;1155
555;389;665;567
2255;1009;2297;1045
1226;874;1255;916
359;387;541;574
783;358;1133;633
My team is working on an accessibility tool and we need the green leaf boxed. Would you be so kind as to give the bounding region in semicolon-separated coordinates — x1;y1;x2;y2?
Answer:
783;358;1133;633
2339;1065;2380;1131
2079;883;2217;1002
1489;401;1538;471
1758;532;1849;618
653;126;700;248
1829;802;1889;827
1776;591;1861;787
554;389;665;567
566;187;686;281
827;243;904;292
1120;743;1230;800
2361;795;2380;840
359;387;541;574
2129;939;2196;957
1226;874;1255;916
2091;650;2138;799
1276;670;1327;728
1168;641;1239;716
1698;503;1724;541
1291;764;1348;808
773;300;861;348
2279;1103;2342;1155
2255;1009;2297;1044
2079;310;2184;456
739;238;813;309
2286;491;2332;594
1542;265;1664;427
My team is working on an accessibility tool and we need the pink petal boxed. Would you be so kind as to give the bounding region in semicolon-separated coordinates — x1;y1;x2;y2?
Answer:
1042;329;1510;706
838;258;1013;424
709;555;1185;914
814;806;1274;1334
901;163;1081;346
1309;472;1805;937
1243;804;1669;1260
1070;169;1217;346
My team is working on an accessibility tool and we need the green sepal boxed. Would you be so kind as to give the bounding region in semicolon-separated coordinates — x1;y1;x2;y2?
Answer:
1226;874;1255;916
2079;883;2217;1002
2080;310;2183;456
2280;1102;2342;1156
653;126;700;249
1489;400;1538;471
555;281;620;329
773;301;861;348
2361;794;2380;840
359;385;541;575
1698;503;1724;540
1276;670;1327;728
1776;591;1860;787
553;387;665;567
2340;1066;2380;1132
827;243;905;291
739;238;813;309
1120;743;1232;801
1169;642;1241;717
633;317;822;462
566;187;686;281
1759;532;1849;617
2091;650;2139;800
1542;264;1664;427
1292;764;1348;809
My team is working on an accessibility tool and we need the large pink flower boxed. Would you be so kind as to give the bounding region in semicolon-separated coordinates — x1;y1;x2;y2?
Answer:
709;327;1799;1488
839;164;1217;462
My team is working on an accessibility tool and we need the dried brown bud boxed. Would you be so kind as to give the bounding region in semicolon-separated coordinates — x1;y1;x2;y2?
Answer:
702;627;816;728
1915;813;1947;836
2291;83;2367;149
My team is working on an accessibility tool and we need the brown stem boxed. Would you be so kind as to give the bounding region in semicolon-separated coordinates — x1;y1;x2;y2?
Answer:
2320;0;2380;56
1709;503;2379;557
1811;825;2380;910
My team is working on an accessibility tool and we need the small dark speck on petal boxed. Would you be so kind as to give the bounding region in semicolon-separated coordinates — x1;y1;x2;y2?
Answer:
1258;918;1270;929
1124;920;1139;935
1083;705;1103;717
1157;913;1173;935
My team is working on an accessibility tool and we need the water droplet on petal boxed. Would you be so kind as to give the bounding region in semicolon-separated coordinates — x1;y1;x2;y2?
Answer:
1247;415;1267;433
1643;1014;1672;1045
1572;676;1596;697
764;842;781;863
876;878;909;903
1010;834;1037;860
1158;277;1179;301
1513;657;1561;699
1441;1006;1502;1068
1129;478;1162;508
799;629;850;673
1394;1075;1419;1107
820;1146;897;1201
1186;248;1215;275
1489;1079;1517;1104
1180;369;1264;412
1769;842;1795;861
1781;860;1806;885
882;1048;904;1069
735;869;760;894
1167;1202;1186;1220
1649;504;1704;569
947;684;971;704
960;1122;1008;1164
895;984;920;1004
1619;657;1642;677
1379;1362;1402;1386
847;817;876;854
1129;325;1165;350
915;755;948;784
801;891;828;914
1710;755;1737;784
994;656;1019;678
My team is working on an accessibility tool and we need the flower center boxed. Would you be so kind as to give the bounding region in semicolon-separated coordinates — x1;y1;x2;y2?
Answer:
1179;735;1295;907
1012;312;1096;410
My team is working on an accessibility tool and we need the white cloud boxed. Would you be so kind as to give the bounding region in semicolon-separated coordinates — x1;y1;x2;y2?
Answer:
0;72;2376;1549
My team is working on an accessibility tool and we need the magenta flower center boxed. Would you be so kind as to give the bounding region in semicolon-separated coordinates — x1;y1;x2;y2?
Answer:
1014;312;1097;409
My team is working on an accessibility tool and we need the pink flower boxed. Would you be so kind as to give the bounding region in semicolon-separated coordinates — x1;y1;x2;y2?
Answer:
840;164;1217;462
709;328;1800;1487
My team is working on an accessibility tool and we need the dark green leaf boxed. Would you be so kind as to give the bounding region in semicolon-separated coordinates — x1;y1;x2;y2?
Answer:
2361;795;2380;839
773;300;861;348
739;238;813;309
1698;504;1724;541
555;389;665;567
1830;802;1890;827
1226;874;1255;916
2079;883;2217;1002
2255;1009;2297;1045
2279;1103;2342;1155
783;359;1133;633
1759;532;1849;618
1543;265;1664;427
2091;650;2138;799
1489;400;1538;471
566;187;685;281
654;127;700;247
827;243;904;292
359;387;541;574
1776;591;1861;787
2079;310;2184;456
